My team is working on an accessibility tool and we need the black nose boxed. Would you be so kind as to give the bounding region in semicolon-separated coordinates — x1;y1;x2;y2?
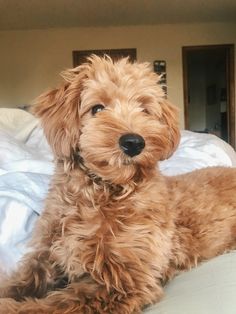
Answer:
119;133;145;157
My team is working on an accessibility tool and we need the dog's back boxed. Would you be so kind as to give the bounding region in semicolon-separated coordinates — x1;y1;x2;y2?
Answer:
165;166;236;269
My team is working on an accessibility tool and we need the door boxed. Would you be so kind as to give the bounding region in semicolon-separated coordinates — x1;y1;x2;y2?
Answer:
182;44;235;148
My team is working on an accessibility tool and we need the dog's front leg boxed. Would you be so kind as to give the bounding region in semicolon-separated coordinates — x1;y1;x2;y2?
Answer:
0;249;61;300
0;273;164;314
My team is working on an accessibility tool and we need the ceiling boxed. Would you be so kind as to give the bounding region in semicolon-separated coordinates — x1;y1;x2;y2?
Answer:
0;0;235;31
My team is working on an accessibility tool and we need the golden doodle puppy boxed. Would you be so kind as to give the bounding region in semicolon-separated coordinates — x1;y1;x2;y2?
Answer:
1;55;236;313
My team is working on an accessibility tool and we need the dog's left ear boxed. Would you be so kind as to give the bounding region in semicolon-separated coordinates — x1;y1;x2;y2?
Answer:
159;99;180;160
32;78;81;159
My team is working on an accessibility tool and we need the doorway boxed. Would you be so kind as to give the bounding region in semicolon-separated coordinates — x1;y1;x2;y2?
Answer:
182;44;235;148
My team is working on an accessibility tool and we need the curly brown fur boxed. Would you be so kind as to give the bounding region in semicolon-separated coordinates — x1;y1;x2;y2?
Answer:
1;55;236;313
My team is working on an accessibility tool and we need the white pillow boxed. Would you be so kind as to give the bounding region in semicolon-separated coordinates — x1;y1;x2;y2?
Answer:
160;130;236;176
0;108;38;142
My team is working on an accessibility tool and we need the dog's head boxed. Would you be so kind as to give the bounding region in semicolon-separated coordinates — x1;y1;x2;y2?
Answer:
33;55;180;184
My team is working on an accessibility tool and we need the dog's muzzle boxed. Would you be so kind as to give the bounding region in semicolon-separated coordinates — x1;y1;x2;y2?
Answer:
119;133;145;157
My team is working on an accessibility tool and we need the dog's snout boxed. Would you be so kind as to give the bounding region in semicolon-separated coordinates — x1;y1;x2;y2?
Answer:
119;133;145;157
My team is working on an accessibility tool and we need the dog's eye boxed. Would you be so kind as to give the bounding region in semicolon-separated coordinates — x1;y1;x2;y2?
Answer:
142;108;150;115
91;104;105;115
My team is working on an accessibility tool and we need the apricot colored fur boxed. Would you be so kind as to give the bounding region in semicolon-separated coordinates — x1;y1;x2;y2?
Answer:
1;56;236;313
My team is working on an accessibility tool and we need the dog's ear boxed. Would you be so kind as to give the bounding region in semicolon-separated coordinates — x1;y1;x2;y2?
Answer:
32;80;81;159
159;99;180;160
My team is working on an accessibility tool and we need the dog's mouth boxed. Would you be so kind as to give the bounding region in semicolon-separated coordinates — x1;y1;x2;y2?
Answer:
75;148;144;185
122;158;134;166
76;132;154;184
87;158;135;169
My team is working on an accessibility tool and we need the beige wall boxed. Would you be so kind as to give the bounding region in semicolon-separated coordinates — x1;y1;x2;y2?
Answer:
0;22;235;128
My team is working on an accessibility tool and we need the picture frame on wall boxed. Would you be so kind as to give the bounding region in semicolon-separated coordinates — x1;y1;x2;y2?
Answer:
73;48;137;67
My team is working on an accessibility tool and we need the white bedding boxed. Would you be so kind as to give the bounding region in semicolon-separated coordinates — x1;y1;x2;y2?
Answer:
0;108;236;313
0;109;54;271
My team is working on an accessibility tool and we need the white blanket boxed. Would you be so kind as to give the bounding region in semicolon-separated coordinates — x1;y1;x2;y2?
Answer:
0;109;54;271
0;108;236;273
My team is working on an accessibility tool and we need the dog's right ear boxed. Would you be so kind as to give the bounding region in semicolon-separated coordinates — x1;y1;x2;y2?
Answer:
32;81;81;159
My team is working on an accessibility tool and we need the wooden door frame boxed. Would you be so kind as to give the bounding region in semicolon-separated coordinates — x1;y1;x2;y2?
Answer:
182;44;235;148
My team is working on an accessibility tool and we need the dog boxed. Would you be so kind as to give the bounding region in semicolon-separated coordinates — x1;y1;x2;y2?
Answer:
0;55;236;314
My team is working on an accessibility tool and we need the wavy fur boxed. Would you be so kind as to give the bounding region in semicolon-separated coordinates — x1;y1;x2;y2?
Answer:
0;56;236;313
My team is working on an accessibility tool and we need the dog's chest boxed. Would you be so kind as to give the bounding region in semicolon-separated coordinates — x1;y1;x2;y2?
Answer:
56;184;173;276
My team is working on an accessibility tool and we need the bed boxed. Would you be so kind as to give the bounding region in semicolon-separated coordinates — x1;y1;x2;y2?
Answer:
1;108;236;313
